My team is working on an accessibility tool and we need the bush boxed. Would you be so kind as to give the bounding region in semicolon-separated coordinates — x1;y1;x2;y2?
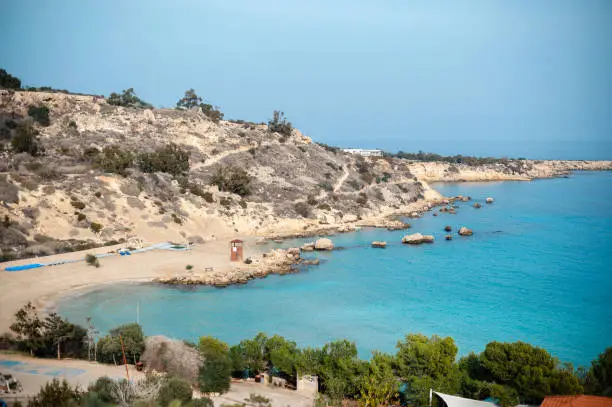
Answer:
71;199;86;210
107;88;151;108
295;202;311;218
85;253;100;267
88;376;115;403
28;105;51;126
186;265;193;270
268;110;292;137
171;214;182;225
201;103;224;123
0;68;21;89
356;192;368;206
90;222;103;233
11;122;43;156
98;145;134;175
27;378;81;407
202;191;214;203
190;398;214;407
76;212;86;222
68;120;77;129
317;203;332;211
306;195;318;206
158;376;193;406
210;165;251;197
137;143;190;176
318;182;333;192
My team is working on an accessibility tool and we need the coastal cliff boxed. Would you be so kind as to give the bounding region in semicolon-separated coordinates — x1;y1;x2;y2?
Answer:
1;90;609;262
409;160;612;182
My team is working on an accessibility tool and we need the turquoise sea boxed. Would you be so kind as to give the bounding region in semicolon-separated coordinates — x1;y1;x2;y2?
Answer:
57;172;612;366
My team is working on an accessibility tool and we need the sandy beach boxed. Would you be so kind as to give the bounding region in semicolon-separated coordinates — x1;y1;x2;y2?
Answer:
0;237;265;333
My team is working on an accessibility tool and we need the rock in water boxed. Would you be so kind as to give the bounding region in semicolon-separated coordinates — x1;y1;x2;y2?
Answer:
473;203;482;208
444;225;452;232
301;242;315;252
458;227;473;236
372;241;387;248
486;197;494;204
445;234;453;241
402;233;434;244
314;238;334;251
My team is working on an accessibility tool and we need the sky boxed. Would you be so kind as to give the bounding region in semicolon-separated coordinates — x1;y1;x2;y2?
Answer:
1;0;611;159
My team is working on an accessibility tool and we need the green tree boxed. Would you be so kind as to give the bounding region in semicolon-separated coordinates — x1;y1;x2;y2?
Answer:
358;352;399;407
265;335;299;380
97;323;145;364
41;313;87;359
9;302;43;356
478;341;583;404
0;68;21;89
198;336;232;395
11;122;43;156
584;347;612;396
319;340;367;400
395;334;461;407
177;89;203;109
107;88;151;108
268;110;292;137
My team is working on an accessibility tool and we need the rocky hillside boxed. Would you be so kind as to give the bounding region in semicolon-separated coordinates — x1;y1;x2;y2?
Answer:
0;90;425;261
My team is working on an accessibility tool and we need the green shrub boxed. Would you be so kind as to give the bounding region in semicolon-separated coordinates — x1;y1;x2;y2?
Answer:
158;376;193;406
90;222;103;233
306;195;318;206
137;143;190;176
219;197;232;209
171;214;183;225
76;212;86;222
317;203;332;211
107;88;151;108
210;165;251;197
94;191;102;198
85;253;100;267
295;202;311;218
11;122;43;156
99;145;134;175
201;103;224;123
68;120;77;129
356;192;368;206
190;398;214;407
239;199;247;209
28;105;50;126
0;68;21;89
71;199;86;210
27;378;81;407
348;180;361;190
202;191;214;203
186;265;193;271
318;182;333;192
268;110;292;137
87;376;115;403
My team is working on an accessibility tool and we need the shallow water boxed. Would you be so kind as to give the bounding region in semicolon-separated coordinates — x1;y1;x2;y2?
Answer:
57;172;612;366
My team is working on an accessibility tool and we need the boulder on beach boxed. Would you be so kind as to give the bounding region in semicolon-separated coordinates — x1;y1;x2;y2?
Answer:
402;233;434;244
473;203;482;208
458;227;473;236
343;214;358;222
444;225;452;232
486;197;494;204
372;241;387;248
314;238;334;251
445;234;453;241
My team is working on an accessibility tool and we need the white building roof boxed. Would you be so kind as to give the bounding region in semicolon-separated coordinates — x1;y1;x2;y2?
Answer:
434;392;496;407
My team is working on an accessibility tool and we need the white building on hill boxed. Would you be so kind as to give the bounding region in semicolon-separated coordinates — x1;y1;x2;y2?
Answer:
342;148;383;157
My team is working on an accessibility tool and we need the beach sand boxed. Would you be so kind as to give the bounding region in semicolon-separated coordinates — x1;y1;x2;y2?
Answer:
0;237;264;333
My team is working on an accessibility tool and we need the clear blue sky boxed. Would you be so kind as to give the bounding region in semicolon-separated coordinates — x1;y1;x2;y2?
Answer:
2;0;611;159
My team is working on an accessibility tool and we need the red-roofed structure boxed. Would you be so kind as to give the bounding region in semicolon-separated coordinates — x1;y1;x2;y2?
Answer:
541;396;612;407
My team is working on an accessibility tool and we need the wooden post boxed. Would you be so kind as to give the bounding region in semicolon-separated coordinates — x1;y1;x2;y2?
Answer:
119;334;130;382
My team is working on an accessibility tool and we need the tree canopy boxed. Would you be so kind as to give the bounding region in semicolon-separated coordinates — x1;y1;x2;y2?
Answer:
0;68;21;89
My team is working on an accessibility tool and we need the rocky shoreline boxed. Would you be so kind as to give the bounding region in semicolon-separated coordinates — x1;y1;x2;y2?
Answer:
154;247;314;287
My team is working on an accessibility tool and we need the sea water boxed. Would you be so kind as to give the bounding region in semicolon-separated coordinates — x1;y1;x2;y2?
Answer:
57;172;612;366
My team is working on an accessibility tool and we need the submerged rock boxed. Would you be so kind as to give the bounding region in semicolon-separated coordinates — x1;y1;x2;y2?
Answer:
445;234;453;241
300;242;315;252
486;197;494;204
458;227;473;236
314;238;334;251
372;241;387;248
473;203;482;208
444;225;452;232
